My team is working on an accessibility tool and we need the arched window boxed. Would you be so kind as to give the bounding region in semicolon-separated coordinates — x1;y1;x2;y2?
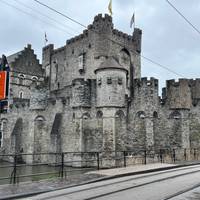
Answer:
96;111;103;118
34;116;46;129
72;113;75;120
136;111;146;119
19;91;23;99
78;53;86;74
18;74;25;85
31;76;38;82
82;113;90;120
115;110;125;118
34;116;46;122
153;111;158;118
169;111;181;119
119;49;130;65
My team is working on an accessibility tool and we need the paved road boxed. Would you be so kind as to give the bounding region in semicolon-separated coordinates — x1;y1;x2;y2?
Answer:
24;164;200;200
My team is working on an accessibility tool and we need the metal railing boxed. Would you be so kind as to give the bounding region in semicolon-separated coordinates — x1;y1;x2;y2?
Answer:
0;148;199;185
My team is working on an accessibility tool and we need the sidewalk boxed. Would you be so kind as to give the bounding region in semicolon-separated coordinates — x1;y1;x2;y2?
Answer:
88;163;175;176
0;163;175;200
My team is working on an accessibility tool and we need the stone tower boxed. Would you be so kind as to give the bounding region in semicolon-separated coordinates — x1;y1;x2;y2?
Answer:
95;57;128;166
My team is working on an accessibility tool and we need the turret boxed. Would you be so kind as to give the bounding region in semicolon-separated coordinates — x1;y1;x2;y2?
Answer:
166;79;192;109
133;77;159;113
189;79;200;106
132;28;142;54
92;14;113;58
42;44;54;78
95;57;127;107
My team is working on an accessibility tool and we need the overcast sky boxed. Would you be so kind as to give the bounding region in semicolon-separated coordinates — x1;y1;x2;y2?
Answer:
0;0;200;93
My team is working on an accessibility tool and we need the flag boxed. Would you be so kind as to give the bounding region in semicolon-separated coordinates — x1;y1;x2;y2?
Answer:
0;71;7;100
130;12;135;28
45;32;48;44
108;0;112;16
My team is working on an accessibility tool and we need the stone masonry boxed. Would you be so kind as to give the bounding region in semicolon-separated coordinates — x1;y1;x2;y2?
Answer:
0;14;200;166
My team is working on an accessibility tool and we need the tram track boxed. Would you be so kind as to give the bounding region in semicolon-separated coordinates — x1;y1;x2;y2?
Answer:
33;164;200;200
163;182;200;200
83;167;200;200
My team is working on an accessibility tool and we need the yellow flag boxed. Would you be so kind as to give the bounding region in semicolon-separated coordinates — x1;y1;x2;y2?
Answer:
108;0;112;16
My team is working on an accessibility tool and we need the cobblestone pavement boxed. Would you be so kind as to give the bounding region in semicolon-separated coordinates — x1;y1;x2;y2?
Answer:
0;173;104;199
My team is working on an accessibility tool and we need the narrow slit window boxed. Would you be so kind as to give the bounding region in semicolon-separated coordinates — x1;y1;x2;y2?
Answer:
107;77;112;84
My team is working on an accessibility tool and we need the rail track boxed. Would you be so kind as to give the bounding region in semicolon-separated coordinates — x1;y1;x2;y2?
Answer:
30;164;200;200
163;183;200;200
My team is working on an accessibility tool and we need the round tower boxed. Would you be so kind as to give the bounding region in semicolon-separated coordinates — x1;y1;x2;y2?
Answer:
95;57;128;107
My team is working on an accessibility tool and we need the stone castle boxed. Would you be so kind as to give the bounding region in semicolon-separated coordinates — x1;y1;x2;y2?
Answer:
0;14;200;164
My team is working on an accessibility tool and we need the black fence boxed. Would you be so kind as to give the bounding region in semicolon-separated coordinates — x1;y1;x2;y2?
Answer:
0;148;199;185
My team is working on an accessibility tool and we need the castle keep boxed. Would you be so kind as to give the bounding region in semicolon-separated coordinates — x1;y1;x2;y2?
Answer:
0;14;200;165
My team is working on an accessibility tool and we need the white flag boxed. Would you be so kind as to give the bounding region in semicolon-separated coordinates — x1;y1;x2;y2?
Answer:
130;13;135;28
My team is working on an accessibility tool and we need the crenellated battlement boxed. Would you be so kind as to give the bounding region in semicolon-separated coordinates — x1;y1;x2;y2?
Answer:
66;14;113;46
42;44;54;52
132;28;142;53
161;79;200;108
165;79;192;109
72;78;90;86
53;46;65;54
66;30;89;45
93;13;112;25
133;28;142;37
42;44;54;68
112;29;132;41
92;13;113;32
134;77;158;88
94;13;112;22
166;78;190;88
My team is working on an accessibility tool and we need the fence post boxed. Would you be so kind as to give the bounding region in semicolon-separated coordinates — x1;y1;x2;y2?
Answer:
97;152;100;170
10;154;17;184
194;148;196;160
144;150;147;165
173;149;176;163
184;148;187;161
159;149;163;163
61;152;64;178
14;154;17;184
123;151;126;167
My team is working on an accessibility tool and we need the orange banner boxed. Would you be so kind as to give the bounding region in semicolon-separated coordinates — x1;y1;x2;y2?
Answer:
0;71;7;100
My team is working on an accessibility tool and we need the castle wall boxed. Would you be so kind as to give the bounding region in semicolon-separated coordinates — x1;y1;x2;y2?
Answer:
189;105;200;148
128;77;159;149
3;14;200;168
